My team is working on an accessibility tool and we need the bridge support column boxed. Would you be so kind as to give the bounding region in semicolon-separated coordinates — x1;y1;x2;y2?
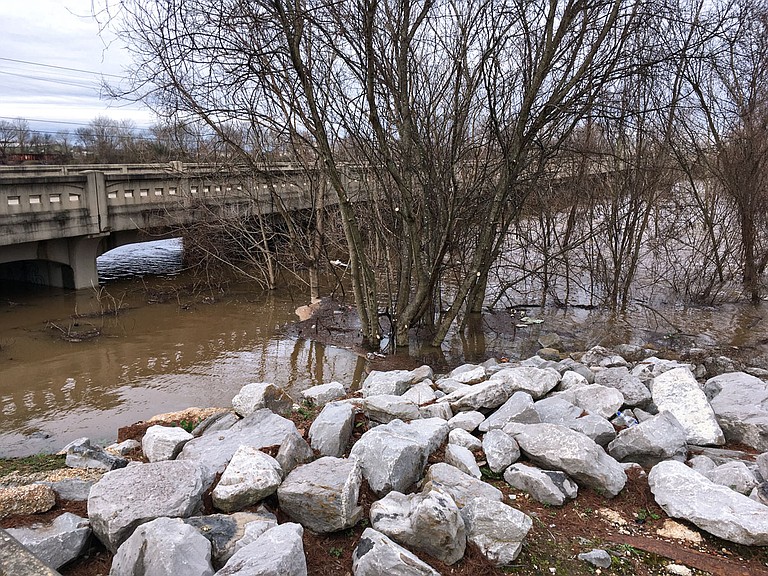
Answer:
67;235;105;290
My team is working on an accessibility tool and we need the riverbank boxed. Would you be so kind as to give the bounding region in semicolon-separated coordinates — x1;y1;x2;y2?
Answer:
2;341;768;576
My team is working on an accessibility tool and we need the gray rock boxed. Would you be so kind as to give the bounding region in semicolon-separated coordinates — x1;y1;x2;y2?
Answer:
419;402;453;420
352;528;440;576
6;512;90;570
300;382;346;407
370;489;466;564
212;446;283;512
461;498;532;566
365;395;420;423
448;428;482;451
193;412;239;437
705;461;758;495
178;408;298;475
66;438;128;471
447;410;486;432
435;378;471;394
37;478;93;502
109;517;213;576
362;367;432;397
449;363;487;384
385;418;450;455
538;348;561;361
421;463;503;508
638;357;695;379
580;346;627;368
216;523;306;576
512;423;626;496
479;391;540;432
704;356;737;378
705;372;768;450
651;368;725;446
444;444;481;479
649;460;768;545
309;401;355;457
567;415;616;448
594;367;651;407
0;528;60;576
534;396;583;425
142;425;193;462
105;439;141;456
278;457;362;533
607;411;688;468
578;549;612;568
439;380;509;412
185;510;277;569
503;463;577;506
614;344;654;363
759;452;768;481
538;332;562;349
276;430;314;475
401;382;438;406
558;370;589;390
232;382;293;416
482;429;520;474
88;460;209;552
349;426;427;496
489;366;561;399
687;455;717;474
555;384;625;419
750;482;768;506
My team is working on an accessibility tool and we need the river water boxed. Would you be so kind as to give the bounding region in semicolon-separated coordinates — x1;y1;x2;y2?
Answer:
1;239;766;457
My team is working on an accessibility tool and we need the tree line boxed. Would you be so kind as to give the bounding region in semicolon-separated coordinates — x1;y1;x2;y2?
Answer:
80;0;768;348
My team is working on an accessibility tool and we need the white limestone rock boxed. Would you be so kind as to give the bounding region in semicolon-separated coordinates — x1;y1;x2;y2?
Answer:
385;418;450;455
364;394;420;423
216;522;307;576
556;384;625;420
512;423;626;496
651;367;724;446
607;411;688;468
503;463;577;506
185;510;277;569
559;370;589;390
649;460;768;545
361;366;432;397
352;528;440;576
278;457;363;533
6;512;90;570
567;415;616;448
232;382;293;416
300;382;346;407
461;497;532;566
435;378;471;394
401;382;438;406
439;380;510;412
309;401;355;457
482;429;520;474
421;463;503;508
478;391;540;432
88;460;209;552
705;461;759;495
447;410;486;432
276;430;314;475
489;366;561;399
595;367;651;407
370;489;466;564
109;517;214;576
448;428;482;451
142;425;193;462
449;364;488;384
212;446;283;513
534;396;583;425
705;372;768;451
444;444;481;479
419;402;453;420
581;346;628;368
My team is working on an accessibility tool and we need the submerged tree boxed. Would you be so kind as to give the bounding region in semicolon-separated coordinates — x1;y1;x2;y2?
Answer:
103;0;655;347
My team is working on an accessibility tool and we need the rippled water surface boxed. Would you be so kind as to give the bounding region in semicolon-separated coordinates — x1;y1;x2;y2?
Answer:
1;239;766;457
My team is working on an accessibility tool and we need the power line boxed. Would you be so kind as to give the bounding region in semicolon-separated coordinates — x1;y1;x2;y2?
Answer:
0;70;99;90
0;57;124;79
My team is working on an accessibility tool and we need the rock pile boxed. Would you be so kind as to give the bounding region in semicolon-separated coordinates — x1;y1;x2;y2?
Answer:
4;347;768;575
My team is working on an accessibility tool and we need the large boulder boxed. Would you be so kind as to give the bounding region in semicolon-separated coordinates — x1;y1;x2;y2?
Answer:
142;425;193;462
503;463;577;506
6;512;90;570
352;528;440;576
444;444;481;479
109;517;214;576
276;430;314;475
300;382;346;407
421;463;503;508
349;423;429;495
178;408;298;475
649;460;768;545
309;401;355;457
595;367;651;407
438;380;510;412
705;461;759;495
361;366;432;397
607;411;688;468
651;368;725;446
65;438;128;471
212;446;283;512
512;423;626;496
87;460;209;552
384;418;450;455
370;489;466;564
448;428;482;452
705;372;768;451
567;415;616;448
554;384;624;419
185;510;277;569
461;498;532;565
533;397;583;425
482;429;520;474
364;395;420;423
278;457;363;533
232;383;293;416
478;391;540;432
216;522;307;576
489;366;561;399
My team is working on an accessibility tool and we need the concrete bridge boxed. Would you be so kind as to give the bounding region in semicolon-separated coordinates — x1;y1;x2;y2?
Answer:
0;162;356;289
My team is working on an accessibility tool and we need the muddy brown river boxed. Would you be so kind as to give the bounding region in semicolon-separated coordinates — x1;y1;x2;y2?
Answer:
1;240;766;457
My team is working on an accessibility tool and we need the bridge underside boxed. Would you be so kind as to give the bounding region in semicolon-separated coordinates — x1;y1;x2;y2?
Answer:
0;230;173;289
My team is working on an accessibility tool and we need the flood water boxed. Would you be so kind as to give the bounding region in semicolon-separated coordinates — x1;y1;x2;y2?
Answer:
0;239;766;457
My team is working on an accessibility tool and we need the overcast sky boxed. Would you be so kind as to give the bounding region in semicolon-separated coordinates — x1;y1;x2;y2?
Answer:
0;0;155;135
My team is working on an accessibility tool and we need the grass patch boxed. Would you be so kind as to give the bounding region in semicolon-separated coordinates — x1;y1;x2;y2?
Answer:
0;454;66;477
